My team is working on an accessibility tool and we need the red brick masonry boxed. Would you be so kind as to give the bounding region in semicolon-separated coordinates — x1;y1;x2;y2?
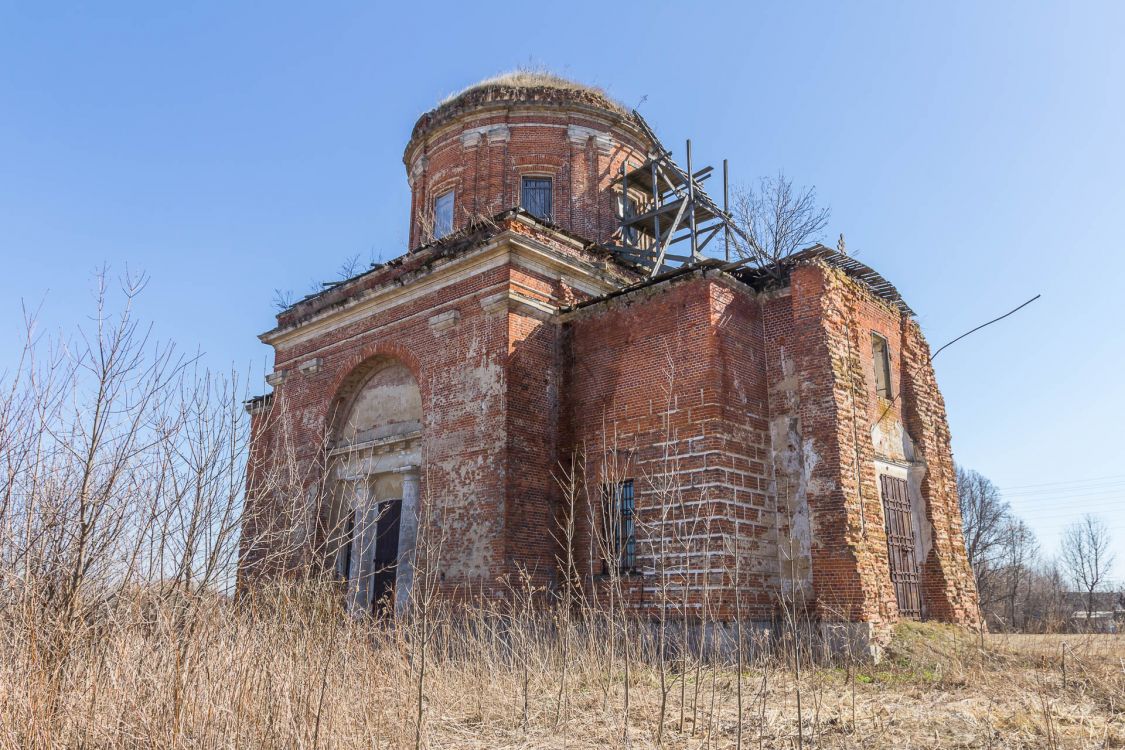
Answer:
241;80;980;642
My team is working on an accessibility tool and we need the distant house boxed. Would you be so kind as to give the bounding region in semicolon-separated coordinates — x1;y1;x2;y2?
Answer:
1069;591;1125;632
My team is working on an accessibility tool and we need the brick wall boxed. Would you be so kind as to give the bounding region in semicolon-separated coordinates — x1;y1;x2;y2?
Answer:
243;247;980;636
760;263;980;632
562;272;780;622
403;87;653;249
242;80;980;635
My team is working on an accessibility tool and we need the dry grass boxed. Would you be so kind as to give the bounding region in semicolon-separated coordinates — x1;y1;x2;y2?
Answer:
2;588;1121;749
439;68;625;112
2;274;1121;748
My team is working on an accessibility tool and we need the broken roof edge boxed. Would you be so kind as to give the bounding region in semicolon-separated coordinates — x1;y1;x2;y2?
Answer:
440;71;627;111
737;245;914;316
243;391;273;415
560;245;914;317
265;208;644;337
410;72;632;147
276;209;595;312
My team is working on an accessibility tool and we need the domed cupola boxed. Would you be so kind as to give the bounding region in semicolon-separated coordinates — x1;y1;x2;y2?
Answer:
403;72;657;249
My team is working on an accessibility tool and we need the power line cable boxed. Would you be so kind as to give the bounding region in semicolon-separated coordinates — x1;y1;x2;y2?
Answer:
930;294;1041;361
998;473;1125;491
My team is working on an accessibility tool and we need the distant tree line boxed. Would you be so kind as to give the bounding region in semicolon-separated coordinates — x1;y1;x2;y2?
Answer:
957;466;1119;632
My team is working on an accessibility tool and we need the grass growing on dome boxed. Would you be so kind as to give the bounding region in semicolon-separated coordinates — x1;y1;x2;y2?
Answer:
439;67;627;113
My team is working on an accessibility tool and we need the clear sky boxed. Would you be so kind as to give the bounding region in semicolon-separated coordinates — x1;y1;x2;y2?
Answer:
1;2;1122;582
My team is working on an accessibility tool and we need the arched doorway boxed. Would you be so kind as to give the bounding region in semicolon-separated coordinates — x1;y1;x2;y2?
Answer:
326;358;422;616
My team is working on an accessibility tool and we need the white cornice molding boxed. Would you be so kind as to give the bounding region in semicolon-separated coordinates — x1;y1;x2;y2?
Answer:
428;309;460;331
478;290;556;321
478;292;508;315
404;105;650;169
298;357;323;375
265;370;288;387
460;129;483;148
567;124;613;153
261;232;624;350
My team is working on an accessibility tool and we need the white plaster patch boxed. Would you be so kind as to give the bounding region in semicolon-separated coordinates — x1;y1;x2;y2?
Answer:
428;309;460;332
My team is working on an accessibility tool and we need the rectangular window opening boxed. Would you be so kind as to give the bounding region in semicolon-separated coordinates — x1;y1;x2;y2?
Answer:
521;176;553;220
620;193;640;246
601;479;636;574
872;333;892;400
433;190;455;239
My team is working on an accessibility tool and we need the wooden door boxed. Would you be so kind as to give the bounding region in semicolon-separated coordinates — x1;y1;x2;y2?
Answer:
370;499;402;615
880;475;922;619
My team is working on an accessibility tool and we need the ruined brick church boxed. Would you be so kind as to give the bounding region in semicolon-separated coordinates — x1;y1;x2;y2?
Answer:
241;74;980;645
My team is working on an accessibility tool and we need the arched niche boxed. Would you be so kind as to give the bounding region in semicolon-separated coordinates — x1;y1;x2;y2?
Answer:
324;357;423;616
331;359;422;449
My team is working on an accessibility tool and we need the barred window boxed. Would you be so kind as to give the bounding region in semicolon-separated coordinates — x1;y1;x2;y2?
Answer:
602;479;636;573
434;190;455;239
872;333;892;400
521;176;552;220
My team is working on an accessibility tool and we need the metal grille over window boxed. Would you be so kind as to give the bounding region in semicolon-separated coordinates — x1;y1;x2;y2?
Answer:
880;474;922;619
433;190;454;239
521;177;552;220
602;479;636;573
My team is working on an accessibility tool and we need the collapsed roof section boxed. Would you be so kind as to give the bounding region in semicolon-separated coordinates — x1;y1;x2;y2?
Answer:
732;245;914;316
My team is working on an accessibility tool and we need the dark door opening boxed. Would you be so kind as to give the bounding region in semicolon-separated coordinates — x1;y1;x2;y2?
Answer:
879;475;922;619
370;499;402;616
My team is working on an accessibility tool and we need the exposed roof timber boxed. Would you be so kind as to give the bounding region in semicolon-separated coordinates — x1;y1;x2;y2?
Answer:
733;245;915;316
566;244;914;318
613;110;751;278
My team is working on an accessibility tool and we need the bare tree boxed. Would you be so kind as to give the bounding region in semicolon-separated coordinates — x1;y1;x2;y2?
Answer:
730;172;830;275
956;466;1009;608
998;519;1039;630
336;253;363;280
272;288;296;312
1023;560;1070;632
1061;514;1115;623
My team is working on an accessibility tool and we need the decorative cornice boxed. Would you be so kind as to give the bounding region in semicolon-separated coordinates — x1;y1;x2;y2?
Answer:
478;290;557;320
408;155;427;186
260;232;624;349
567;124;614;153
486;125;510;144
460;124;510;149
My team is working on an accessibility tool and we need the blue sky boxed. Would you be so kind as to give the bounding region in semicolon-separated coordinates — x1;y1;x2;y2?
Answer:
1;2;1122;581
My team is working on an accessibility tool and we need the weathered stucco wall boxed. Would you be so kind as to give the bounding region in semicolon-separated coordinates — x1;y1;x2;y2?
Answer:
759;263;980;635
241;219;628;600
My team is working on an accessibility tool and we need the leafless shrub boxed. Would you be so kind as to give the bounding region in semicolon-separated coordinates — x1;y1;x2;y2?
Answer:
730;173;830;276
2;274;1121;748
1061;514;1116;624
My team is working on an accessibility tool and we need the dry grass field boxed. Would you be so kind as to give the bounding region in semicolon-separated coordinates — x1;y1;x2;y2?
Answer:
1;293;1120;749
1;586;1121;750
